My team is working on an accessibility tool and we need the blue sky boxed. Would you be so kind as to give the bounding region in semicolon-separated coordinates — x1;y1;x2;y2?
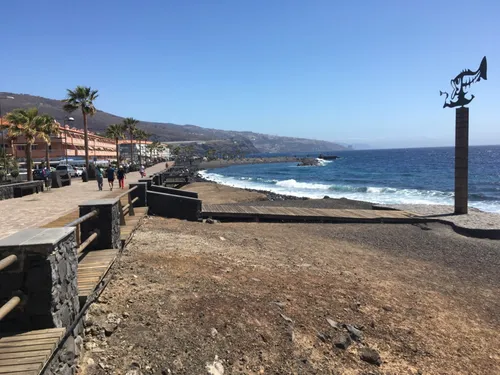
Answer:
1;0;499;148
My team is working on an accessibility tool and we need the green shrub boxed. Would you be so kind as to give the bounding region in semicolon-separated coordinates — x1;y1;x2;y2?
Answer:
11;170;19;178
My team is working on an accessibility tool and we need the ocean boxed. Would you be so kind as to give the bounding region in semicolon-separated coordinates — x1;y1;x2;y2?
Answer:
199;145;500;213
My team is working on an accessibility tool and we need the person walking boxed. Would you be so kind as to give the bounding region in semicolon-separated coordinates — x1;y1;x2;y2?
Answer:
96;167;104;191
139;164;146;178
117;166;126;189
107;165;116;191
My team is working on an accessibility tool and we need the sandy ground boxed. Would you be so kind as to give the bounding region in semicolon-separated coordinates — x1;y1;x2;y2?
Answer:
79;184;500;375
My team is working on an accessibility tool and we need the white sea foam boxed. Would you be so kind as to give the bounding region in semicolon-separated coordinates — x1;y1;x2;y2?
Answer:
198;170;500;212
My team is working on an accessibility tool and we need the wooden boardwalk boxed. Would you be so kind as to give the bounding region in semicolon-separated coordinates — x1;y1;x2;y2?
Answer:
202;204;422;223
78;249;119;301
0;328;65;375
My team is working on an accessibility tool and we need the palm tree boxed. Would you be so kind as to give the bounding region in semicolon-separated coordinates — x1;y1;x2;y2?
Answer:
42;119;61;170
4;108;55;181
105;124;127;164
63;86;99;173
122;117;139;164
134;129;150;166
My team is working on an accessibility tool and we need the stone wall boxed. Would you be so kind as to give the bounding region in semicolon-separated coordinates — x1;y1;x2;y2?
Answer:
80;198;121;250
0;228;79;332
0;181;44;201
44;323;84;375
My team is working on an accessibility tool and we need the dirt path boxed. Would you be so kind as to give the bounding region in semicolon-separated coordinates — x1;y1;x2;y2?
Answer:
80;215;500;374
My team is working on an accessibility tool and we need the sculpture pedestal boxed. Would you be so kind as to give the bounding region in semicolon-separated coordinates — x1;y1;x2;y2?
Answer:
455;107;469;214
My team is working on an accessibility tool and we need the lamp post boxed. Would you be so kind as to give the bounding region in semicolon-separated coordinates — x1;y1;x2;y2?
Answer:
0;96;15;171
63;116;74;165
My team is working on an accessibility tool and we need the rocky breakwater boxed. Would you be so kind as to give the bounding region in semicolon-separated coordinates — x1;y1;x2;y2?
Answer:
297;157;321;166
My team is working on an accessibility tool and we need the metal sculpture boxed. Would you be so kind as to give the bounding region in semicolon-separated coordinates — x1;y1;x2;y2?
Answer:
440;56;487;108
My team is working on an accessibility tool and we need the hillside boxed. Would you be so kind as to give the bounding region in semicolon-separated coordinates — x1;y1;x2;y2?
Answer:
0;92;346;153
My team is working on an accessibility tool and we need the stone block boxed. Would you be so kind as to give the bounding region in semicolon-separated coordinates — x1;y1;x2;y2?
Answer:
147;190;201;221
129;182;147;207
149;184;199;198
138;178;153;189
0;228;79;332
79;198;121;250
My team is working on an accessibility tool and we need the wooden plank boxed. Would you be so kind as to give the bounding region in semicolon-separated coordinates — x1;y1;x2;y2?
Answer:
0;356;47;366
0;344;56;354
0;332;62;343
0;339;58;348
0;363;41;373
0;329;64;339
0;350;51;361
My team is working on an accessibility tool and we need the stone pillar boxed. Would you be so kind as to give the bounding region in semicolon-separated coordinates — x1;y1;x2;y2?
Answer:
129;182;147;207
455;107;469;214
138;178;153;190
79;198;121;250
0;228;79;332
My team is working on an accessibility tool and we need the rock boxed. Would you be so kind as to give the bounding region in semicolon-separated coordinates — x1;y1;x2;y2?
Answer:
99;362;106;369
323;196;330;199
360;348;382;366
332;333;352;349
382;305;393;312
206;218;215;224
87;358;95;366
206;355;224;375
210;328;218;337
346;324;364;341
84;341;97;351
104;323;118;336
219;236;226;241
126;370;143;375
123;311;130;318
279;313;293;323
326;318;341;330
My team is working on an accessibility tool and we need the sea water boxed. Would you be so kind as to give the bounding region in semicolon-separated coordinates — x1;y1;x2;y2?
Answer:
199;145;500;213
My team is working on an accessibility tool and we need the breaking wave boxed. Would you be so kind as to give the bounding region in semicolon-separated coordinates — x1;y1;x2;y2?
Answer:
198;171;461;206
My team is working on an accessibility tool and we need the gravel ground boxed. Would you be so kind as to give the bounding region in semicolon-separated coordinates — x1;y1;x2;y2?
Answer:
78;184;500;375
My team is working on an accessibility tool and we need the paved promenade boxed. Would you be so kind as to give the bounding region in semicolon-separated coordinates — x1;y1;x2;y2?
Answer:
0;163;167;240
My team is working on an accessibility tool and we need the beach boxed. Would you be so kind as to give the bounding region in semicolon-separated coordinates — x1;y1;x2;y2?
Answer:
79;182;500;375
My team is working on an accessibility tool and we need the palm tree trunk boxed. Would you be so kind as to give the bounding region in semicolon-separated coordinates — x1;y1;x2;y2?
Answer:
26;143;33;182
45;135;51;170
130;131;134;164
82;109;90;174
139;140;142;166
115;138;120;164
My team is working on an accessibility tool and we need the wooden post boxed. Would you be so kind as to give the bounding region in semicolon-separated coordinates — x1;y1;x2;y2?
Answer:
455;107;469;214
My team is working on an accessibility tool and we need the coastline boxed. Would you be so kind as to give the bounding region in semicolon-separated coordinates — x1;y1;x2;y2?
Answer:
193;174;500;237
198;156;299;170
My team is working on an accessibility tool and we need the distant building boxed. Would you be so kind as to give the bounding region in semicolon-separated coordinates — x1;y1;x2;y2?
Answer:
1;123;116;163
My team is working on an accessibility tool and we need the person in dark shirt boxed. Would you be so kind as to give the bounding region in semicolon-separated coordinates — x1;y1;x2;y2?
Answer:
107;166;115;191
117;166;126;189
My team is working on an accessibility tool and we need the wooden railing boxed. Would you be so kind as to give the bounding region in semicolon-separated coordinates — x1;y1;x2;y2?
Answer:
117;186;139;225
65;209;99;254
0;255;20;321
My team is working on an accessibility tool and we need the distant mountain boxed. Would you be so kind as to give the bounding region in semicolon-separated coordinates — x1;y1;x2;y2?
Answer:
0;92;346;153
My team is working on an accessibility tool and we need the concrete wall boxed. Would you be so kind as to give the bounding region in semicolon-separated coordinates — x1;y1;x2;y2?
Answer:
147;191;201;221
149;184;198;198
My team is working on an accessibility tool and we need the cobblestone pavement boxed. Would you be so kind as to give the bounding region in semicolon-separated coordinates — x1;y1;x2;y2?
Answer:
0;163;168;239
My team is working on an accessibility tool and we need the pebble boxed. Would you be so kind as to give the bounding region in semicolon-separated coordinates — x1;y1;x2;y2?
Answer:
326;318;341;330
360;348;382;366
332;333;352;349
346;324;364;341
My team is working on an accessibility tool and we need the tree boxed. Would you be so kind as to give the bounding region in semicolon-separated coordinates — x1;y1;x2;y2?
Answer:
105;124;127;164
63;86;99;173
134;129;150;166
4;108;55;181
172;146;181;159
122;118;139;164
41;119;60;170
